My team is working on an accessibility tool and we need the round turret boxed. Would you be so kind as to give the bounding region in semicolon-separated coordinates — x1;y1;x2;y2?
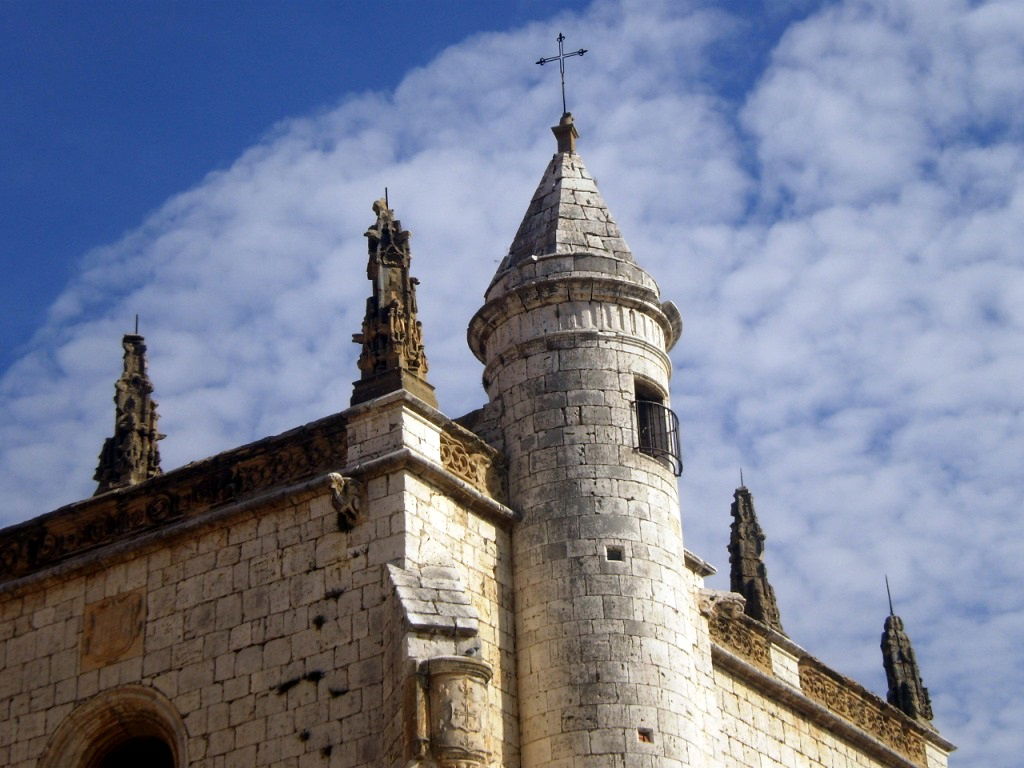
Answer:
468;115;710;767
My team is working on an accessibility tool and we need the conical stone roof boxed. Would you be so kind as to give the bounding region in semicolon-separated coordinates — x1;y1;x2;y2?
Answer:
496;114;633;274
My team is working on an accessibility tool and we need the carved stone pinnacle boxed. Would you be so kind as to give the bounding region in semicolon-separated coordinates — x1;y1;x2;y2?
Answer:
728;484;785;634
351;199;437;408
882;612;934;723
94;333;164;494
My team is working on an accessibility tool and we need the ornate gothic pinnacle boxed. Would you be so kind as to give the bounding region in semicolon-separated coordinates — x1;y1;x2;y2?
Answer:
728;483;785;634
94;333;164;494
351;198;437;408
881;598;934;723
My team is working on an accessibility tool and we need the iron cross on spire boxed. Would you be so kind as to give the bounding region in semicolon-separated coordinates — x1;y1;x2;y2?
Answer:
536;33;587;116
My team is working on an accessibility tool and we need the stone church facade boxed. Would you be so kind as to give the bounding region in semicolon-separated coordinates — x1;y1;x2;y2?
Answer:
0;113;954;768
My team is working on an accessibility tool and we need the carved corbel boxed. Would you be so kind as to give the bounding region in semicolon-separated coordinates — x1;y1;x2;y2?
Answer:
698;587;746;619
327;473;363;532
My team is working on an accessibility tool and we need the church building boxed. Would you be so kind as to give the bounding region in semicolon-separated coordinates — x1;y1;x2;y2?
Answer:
0;111;954;768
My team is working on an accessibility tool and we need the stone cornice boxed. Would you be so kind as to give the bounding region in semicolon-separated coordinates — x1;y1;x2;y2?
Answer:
0;412;348;585
0;472;347;597
486;251;659;298
684;549;716;577
468;272;678;364
342;389;507;504
340;447;519;527
713;644;928;768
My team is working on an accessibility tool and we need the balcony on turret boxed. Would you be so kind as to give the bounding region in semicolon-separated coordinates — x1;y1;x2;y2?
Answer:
633;380;682;476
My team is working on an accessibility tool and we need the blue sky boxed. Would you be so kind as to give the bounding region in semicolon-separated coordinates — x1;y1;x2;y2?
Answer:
2;1;1023;765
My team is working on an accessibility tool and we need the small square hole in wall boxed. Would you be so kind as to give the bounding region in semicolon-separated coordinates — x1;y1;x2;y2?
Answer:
605;545;624;561
638;728;655;743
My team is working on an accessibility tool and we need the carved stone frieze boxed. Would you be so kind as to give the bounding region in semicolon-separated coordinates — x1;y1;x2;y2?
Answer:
0;414;347;581
440;429;505;501
705;597;772;674
800;659;927;765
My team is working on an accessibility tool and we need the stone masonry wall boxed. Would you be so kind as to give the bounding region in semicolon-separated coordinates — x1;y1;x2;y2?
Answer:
400;470;517;766
1;485;380;767
716;668;915;768
0;444;515;768
338;393;518;768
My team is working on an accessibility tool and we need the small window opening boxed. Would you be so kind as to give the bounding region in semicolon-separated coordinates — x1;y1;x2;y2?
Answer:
638;728;655;743
632;379;682;476
605;545;624;561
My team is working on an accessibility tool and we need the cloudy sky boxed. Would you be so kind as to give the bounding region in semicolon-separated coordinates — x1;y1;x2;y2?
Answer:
2;0;1021;764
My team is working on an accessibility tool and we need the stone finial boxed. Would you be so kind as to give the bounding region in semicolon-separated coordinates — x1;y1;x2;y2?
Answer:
881;595;934;723
728;483;785;634
94;333;164;494
552;112;579;154
351;198;437;408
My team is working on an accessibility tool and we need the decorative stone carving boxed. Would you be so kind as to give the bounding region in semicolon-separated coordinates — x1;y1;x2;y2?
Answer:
706;599;773;674
81;589;146;671
440;429;505;500
800;659;928;765
698;587;746;619
882;612;934;723
94;333;164;494
0;413;347;580
328;473;362;532
351;199;437;408
728;483;785;633
424;656;492;768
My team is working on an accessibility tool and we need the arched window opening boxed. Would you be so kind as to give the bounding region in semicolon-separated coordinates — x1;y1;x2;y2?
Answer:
38;686;186;768
92;736;175;768
632;378;682;476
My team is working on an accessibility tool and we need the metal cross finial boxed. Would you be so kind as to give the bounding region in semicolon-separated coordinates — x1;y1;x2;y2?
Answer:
536;32;587;116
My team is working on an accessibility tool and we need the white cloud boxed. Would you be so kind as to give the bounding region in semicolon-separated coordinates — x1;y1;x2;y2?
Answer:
1;0;1022;764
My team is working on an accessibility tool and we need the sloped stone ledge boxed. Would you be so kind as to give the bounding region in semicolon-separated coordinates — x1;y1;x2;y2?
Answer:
387;563;480;637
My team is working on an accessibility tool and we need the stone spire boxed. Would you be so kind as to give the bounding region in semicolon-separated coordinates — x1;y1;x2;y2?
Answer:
494;113;634;278
94;332;163;494
728;482;785;633
881;585;934;723
351;198;437;408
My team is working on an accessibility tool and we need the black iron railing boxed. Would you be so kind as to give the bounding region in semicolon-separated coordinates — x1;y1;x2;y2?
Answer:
633;399;682;476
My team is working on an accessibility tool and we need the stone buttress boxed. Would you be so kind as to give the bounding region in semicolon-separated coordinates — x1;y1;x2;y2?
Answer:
469;114;712;767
